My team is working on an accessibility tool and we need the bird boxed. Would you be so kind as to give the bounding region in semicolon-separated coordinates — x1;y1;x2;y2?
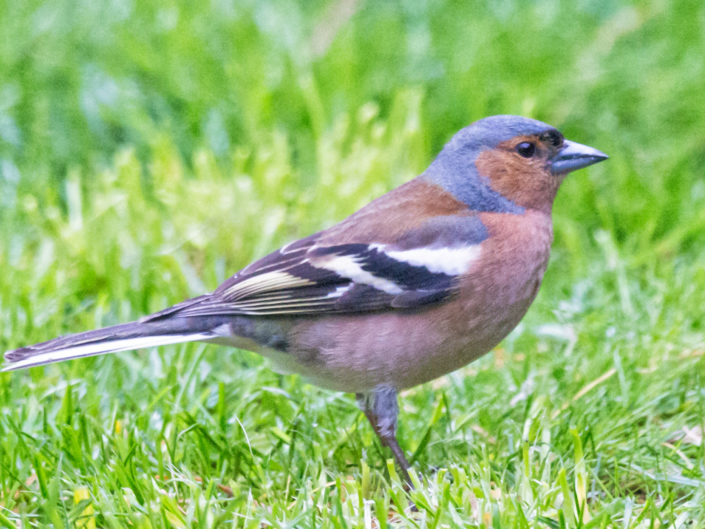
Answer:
2;115;607;483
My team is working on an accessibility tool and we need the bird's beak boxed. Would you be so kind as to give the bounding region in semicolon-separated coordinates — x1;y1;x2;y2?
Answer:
550;140;608;175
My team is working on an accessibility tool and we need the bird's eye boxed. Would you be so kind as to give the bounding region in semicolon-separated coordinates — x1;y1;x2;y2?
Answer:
516;142;536;158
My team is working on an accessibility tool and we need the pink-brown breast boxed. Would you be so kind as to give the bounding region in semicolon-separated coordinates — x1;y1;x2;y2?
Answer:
278;209;554;393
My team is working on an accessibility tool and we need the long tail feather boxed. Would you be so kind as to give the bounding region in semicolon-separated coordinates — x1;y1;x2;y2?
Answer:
2;319;220;372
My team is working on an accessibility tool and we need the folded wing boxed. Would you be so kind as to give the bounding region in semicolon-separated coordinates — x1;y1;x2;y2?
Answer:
145;215;488;319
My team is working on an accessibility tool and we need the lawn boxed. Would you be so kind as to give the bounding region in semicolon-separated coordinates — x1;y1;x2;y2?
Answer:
2;0;705;526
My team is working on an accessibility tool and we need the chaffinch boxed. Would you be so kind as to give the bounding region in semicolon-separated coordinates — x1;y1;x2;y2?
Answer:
2;115;607;482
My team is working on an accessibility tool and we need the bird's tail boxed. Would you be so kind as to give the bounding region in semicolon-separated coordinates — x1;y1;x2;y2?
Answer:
1;317;221;372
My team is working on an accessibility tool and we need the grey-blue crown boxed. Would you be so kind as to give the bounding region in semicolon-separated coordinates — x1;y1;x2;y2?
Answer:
445;115;555;154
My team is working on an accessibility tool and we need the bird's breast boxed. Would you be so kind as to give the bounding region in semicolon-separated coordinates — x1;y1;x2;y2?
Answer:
469;209;553;308
444;209;554;354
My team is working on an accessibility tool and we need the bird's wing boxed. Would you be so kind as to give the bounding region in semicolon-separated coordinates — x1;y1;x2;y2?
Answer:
146;214;488;319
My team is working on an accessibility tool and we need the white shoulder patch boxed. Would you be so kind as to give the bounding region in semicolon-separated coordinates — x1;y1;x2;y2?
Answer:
379;245;482;275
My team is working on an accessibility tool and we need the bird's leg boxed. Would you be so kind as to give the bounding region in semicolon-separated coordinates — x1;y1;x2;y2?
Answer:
356;385;412;485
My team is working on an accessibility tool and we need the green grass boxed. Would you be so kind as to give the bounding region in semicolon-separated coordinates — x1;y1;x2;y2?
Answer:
2;0;705;526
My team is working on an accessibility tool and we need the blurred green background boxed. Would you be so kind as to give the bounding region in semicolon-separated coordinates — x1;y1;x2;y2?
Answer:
2;0;705;526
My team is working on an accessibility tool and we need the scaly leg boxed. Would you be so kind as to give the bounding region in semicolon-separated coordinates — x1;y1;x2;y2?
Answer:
356;385;412;485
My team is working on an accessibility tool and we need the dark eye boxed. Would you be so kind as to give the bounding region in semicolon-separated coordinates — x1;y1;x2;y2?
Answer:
516;142;536;158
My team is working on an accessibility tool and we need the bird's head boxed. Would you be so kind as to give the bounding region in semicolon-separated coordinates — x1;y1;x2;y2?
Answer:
423;115;608;214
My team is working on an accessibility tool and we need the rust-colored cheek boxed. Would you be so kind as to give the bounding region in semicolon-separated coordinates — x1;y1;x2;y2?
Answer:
475;146;559;212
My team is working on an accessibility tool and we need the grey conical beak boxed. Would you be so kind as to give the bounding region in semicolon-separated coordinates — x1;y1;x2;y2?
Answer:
550;140;608;175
